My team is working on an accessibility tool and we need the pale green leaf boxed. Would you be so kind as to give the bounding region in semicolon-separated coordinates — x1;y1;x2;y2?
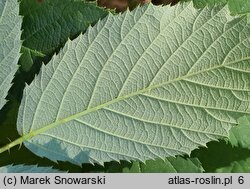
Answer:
13;3;250;165
229;116;250;149
216;158;250;172
0;164;63;173
0;0;22;109
123;157;204;173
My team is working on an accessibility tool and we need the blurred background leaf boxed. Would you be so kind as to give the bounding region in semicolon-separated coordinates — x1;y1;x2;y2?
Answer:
123;157;204;173
229;116;250;150
191;140;250;172
216;158;250;173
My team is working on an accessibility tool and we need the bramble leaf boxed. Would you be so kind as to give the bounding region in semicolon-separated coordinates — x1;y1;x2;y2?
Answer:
183;0;250;15
11;3;250;165
19;0;108;71
216;158;250;172
123;157;204;172
0;0;22;109
191;140;250;172
229;116;250;150
20;0;108;55
228;0;250;15
19;47;45;72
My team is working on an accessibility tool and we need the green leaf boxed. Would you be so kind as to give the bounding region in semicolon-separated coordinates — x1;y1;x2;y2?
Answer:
19;0;108;71
5;3;250;165
184;0;250;15
20;0;108;55
216;158;250;172
191;140;250;172
123;162;141;173
228;0;250;15
0;0;22;109
0;164;63;173
123;157;204;173
19;46;45;72
229;116;250;149
191;0;228;8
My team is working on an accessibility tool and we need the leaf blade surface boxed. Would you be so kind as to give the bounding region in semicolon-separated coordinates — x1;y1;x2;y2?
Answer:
0;0;22;109
17;3;250;165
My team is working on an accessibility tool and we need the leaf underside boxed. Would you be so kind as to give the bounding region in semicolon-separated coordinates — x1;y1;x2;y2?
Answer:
0;165;63;173
17;3;250;165
0;0;22;109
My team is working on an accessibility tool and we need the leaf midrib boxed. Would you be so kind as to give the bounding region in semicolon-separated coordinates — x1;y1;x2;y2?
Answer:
27;3;232;135
32;55;250;129
0;54;249;154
